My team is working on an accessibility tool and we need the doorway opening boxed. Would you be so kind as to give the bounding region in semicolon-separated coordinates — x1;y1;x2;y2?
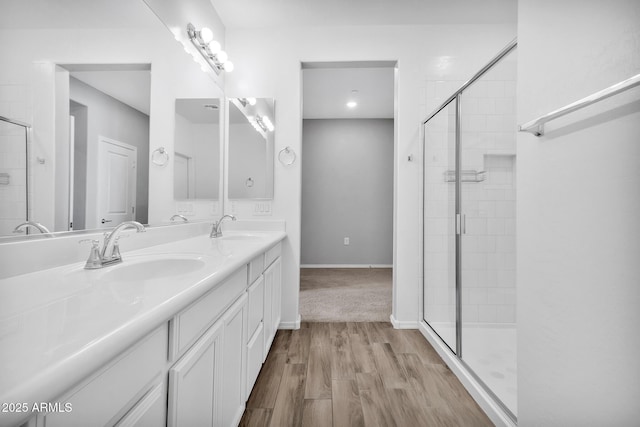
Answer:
300;61;396;322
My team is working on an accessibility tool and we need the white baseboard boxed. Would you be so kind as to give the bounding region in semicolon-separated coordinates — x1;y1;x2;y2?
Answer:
418;321;516;427
389;314;418;329
300;264;393;269
278;315;301;330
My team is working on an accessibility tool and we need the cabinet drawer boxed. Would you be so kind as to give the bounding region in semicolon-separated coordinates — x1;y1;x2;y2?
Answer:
248;254;264;285
42;324;167;427
246;322;264;401
247;275;264;339
170;266;247;360
265;243;281;268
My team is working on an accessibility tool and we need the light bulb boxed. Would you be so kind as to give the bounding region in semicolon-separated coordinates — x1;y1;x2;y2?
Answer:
223;61;234;72
199;27;214;44
247;97;257;106
208;40;221;55
216;50;228;63
346;101;357;108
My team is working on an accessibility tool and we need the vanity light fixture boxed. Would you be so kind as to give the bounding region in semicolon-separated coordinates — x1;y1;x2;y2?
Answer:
237;97;257;107
250;115;275;133
187;23;234;75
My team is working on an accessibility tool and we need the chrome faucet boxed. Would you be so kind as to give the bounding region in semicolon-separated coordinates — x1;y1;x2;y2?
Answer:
13;221;52;236
81;221;145;269
210;215;236;238
170;214;189;223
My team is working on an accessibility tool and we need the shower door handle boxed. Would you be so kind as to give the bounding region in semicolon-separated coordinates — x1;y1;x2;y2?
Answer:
456;214;467;235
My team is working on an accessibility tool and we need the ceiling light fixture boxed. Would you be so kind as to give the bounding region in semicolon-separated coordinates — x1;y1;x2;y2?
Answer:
187;23;234;75
346;101;357;108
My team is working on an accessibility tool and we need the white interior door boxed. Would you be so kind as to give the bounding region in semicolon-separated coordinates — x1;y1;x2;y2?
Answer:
97;136;137;229
174;152;191;199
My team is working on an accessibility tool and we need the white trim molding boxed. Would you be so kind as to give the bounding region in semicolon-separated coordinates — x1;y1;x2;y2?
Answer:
300;264;393;269
389;314;418;329
278;314;301;330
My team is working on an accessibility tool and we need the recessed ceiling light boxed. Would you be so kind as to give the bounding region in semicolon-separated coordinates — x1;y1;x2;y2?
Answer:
346;101;357;108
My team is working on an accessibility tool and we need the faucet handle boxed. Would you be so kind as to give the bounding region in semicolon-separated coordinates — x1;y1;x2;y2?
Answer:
79;239;103;269
112;237;123;260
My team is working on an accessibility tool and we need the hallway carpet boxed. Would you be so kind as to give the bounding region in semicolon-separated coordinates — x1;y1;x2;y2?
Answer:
299;268;392;322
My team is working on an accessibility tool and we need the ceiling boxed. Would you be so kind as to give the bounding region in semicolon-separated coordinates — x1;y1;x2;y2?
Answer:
69;68;151;116
176;99;220;124
0;0;158;29
303;66;395;119
210;0;517;29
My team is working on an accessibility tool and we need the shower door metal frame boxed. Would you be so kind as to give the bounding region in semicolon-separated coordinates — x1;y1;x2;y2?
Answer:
421;38;518;423
0;116;31;224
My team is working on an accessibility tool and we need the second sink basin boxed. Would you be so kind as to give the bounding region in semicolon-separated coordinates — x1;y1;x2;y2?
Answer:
219;233;267;241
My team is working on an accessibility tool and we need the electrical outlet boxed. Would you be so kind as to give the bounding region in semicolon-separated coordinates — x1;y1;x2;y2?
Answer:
344;237;350;245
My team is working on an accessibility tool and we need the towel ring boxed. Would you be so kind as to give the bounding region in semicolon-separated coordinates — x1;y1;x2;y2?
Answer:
151;147;169;166
278;146;296;165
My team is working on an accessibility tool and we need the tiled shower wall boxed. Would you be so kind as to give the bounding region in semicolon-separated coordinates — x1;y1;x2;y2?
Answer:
424;56;517;325
0;84;30;236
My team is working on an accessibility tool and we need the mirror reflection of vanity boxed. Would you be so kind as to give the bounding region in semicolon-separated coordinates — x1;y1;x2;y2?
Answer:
0;0;225;239
228;98;275;200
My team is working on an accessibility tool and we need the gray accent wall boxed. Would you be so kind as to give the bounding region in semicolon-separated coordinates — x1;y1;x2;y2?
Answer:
69;77;149;227
301;119;393;265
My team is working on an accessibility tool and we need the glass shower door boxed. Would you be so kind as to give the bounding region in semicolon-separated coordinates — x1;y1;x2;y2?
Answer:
423;100;458;352
459;48;518;416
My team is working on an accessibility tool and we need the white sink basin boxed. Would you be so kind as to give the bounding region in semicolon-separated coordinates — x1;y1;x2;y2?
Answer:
99;254;207;282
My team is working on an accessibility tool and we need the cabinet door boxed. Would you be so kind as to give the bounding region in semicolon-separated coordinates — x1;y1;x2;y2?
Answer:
263;264;274;360
272;257;282;330
263;257;281;356
247;275;264;338
168;321;223;427
246;322;264;399
222;293;248;427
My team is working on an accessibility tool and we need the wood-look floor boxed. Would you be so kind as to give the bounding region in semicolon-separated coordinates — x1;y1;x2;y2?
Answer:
240;322;493;427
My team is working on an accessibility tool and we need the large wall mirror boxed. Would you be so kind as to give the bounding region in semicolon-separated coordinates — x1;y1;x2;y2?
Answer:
173;98;221;201
228;98;275;200
0;0;225;239
66;65;151;231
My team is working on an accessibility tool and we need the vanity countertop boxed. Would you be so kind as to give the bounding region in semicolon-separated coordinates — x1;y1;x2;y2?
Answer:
0;230;286;426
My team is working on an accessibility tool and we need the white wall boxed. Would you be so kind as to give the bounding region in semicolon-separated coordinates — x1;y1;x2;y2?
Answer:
224;24;516;327
301;119;393;266
517;1;640;425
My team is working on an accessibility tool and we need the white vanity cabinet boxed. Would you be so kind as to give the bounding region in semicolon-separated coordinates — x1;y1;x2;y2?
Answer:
7;234;285;427
167;267;247;427
37;324;168;427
